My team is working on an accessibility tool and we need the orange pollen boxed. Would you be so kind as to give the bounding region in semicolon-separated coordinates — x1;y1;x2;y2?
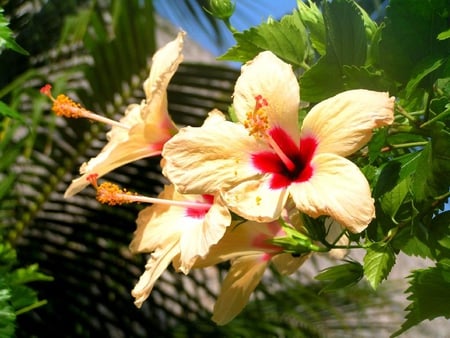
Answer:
244;94;269;137
96;182;136;206
52;94;87;119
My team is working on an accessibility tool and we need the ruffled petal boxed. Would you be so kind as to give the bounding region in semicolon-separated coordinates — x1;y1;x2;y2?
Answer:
143;31;185;103
233;51;300;139
179;194;231;273
221;176;289;222
64;104;158;197
162;110;266;194
129;186;186;253
289;153;375;233
131;242;179;308
301;89;395;157
212;254;268;325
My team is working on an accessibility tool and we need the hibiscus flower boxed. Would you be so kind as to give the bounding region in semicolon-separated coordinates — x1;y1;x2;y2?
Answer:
128;184;231;308
180;218;309;325
49;31;185;197
162;51;394;233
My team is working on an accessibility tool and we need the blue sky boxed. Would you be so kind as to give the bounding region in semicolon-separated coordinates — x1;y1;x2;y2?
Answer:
154;0;298;57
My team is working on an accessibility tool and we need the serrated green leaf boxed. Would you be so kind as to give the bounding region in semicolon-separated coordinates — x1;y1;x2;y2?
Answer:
0;9;28;55
297;0;326;55
219;9;308;66
391;227;434;259
363;243;396;289
392;264;450;337
300;0;368;102
315;261;363;293
323;0;367;67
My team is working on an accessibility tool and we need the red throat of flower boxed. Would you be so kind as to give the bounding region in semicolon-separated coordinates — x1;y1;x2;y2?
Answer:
245;95;317;189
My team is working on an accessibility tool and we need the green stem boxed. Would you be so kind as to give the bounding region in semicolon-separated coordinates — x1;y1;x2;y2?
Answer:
396;105;418;123
16;300;48;316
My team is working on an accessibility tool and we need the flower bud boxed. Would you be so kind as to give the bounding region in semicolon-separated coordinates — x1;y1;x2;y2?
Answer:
207;0;235;20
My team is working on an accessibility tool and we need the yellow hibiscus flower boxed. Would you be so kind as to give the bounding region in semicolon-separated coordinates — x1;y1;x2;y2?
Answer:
162;51;395;233
44;32;185;197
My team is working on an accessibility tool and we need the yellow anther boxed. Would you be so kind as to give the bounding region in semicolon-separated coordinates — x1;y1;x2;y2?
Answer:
52;94;87;119
244;94;269;137
96;182;136;206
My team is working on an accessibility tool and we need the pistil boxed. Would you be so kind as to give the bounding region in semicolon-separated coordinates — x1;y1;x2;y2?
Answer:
40;84;130;130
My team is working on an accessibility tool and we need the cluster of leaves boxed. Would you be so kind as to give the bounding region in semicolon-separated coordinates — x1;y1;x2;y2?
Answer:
0;8;53;336
210;0;450;335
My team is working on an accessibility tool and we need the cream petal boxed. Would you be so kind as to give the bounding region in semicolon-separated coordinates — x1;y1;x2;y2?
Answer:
162;110;266;194
178;195;231;273
131;242;179;308
221;176;289;222
289;153;375;233
129;186;185;253
189;221;283;269
233;51;300;139
271;252;310;275
64;138;159;197
212;254;268;325
143;31;185;102
301;89;395;157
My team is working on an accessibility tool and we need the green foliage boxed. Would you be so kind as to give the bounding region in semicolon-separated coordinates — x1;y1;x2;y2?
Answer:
218;9;309;68
0;242;52;336
363;242;396;289
0;8;27;55
214;0;450;334
315;261;363;293
392;262;450;337
1;0;450;336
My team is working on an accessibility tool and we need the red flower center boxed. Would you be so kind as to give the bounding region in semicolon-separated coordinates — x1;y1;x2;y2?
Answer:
252;127;317;189
185;194;214;218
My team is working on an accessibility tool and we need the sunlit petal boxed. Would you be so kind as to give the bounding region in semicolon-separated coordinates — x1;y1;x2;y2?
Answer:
162;110;266;194
301;89;394;157
289;153;375;233
233;51;300;139
212;254;268;325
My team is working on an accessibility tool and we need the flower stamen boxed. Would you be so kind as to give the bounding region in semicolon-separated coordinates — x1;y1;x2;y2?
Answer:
40;84;130;130
87;174;213;209
244;94;269;137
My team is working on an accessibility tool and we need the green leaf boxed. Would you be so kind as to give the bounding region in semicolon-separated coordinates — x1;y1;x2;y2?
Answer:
323;0;367;67
391;227;434;259
315;261;363;293
378;0;450;84
0;101;24;122
412;128;450;206
0;9;28;55
0;288;15;337
363;242;396;289
405;56;445;98
437;28;450;40
297;0;326;55
379;177;410;221
300;0;367;102
392;263;450;337
219;9;308;66
373;151;421;198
